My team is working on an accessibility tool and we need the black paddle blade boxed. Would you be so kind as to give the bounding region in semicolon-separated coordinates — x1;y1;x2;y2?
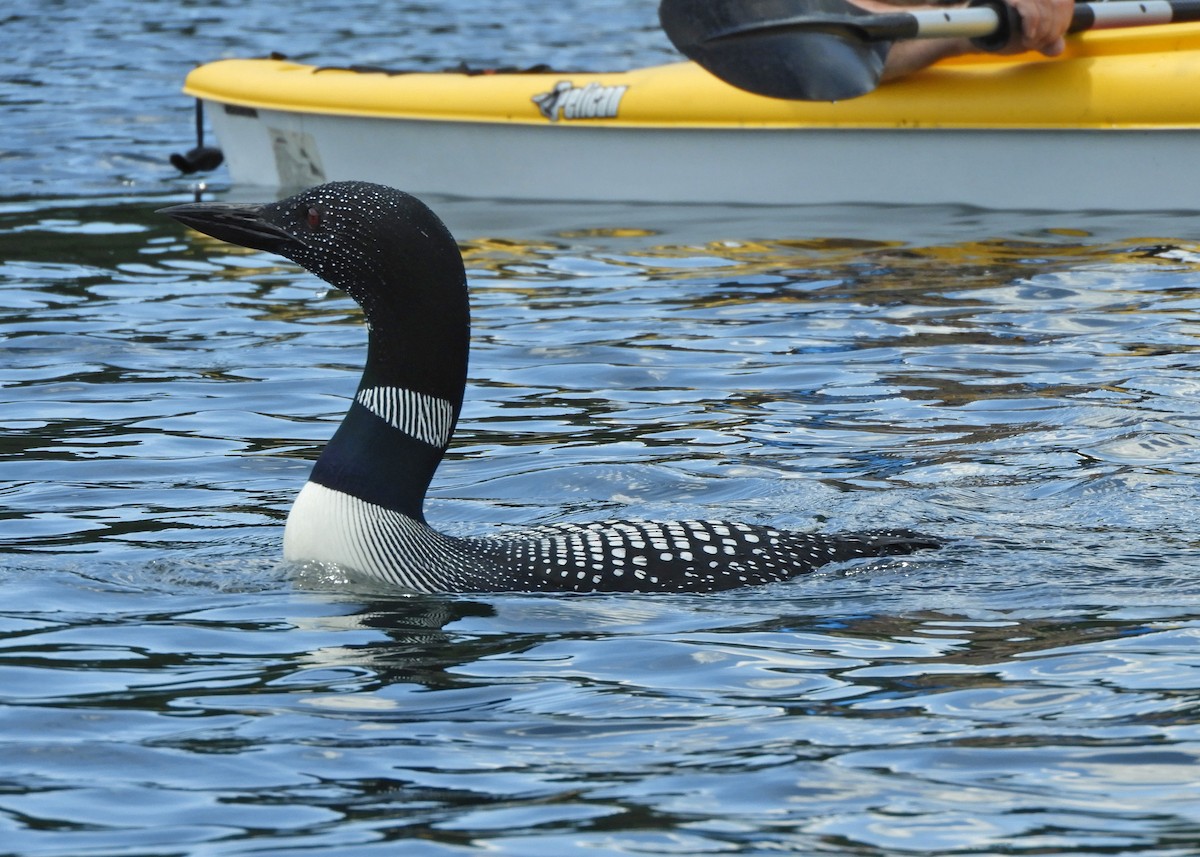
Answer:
659;0;890;101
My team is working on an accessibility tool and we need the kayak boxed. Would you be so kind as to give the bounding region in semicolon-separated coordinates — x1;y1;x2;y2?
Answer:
181;23;1200;209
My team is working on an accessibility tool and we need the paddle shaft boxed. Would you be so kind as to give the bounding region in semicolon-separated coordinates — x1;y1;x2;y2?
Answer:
706;0;1200;46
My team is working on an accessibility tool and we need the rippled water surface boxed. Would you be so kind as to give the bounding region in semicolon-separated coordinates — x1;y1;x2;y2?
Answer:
4;2;1200;854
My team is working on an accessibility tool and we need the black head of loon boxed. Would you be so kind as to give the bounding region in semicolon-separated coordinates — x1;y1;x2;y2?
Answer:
161;181;938;593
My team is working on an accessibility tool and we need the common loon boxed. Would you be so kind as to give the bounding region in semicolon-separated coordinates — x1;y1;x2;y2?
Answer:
161;181;938;593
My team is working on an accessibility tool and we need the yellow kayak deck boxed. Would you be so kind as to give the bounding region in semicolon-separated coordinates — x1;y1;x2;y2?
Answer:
184;23;1200;129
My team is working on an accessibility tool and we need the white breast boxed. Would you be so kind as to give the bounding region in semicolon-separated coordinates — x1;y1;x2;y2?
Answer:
283;481;468;591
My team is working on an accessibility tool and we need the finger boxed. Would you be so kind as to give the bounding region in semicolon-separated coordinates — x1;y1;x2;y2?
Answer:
1039;35;1066;56
1031;0;1073;52
1018;3;1049;50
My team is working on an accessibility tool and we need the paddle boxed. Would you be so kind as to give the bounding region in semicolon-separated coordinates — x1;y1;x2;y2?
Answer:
659;0;1200;101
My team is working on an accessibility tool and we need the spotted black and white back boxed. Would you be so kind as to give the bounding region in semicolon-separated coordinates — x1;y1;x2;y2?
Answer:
284;480;936;593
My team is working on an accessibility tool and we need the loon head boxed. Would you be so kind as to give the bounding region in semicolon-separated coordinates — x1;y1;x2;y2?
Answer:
160;181;470;403
160;181;467;329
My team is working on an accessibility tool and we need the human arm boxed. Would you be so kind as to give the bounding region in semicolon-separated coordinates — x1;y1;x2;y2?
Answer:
854;0;1076;80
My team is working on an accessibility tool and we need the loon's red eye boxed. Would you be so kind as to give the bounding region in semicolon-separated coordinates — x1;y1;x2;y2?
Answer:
306;206;322;229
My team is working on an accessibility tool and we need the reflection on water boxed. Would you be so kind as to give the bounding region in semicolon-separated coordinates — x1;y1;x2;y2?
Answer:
3;193;1200;853
3;559;1199;854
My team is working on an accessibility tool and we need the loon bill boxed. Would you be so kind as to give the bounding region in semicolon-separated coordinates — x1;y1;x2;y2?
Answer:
160;181;938;593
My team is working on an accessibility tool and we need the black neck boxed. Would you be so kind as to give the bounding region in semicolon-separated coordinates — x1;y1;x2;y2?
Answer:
309;241;471;521
310;400;444;520
356;271;470;405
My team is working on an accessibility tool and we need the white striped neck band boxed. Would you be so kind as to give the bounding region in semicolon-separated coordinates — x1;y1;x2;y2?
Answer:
356;386;455;448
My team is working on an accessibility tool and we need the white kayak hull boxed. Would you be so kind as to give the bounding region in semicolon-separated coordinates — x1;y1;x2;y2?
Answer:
209;104;1195;209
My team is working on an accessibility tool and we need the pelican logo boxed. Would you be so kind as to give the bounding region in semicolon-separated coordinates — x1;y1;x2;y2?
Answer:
532;81;628;122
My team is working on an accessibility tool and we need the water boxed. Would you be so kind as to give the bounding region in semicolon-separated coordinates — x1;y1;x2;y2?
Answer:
4;1;1200;854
